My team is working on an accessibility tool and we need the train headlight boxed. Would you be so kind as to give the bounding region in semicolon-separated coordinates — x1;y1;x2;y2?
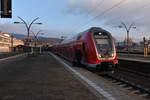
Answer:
111;53;114;57
99;54;101;57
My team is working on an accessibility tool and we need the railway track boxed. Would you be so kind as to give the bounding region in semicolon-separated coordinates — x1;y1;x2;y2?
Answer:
81;60;150;98
91;69;150;99
76;63;150;98
93;65;150;98
54;53;150;98
116;67;150;78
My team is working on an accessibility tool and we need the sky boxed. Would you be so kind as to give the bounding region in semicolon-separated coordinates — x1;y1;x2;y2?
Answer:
1;0;150;42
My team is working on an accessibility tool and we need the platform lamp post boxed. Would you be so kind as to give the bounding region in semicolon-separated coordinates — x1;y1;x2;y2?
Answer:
10;34;14;52
14;16;42;46
32;30;44;40
31;30;44;47
118;22;136;54
31;30;44;54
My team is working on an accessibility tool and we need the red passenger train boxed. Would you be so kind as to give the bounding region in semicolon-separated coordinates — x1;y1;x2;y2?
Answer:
52;27;118;72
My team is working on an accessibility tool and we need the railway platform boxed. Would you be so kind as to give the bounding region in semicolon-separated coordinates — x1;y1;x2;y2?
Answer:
0;52;21;59
0;53;99;100
118;53;150;63
0;52;148;100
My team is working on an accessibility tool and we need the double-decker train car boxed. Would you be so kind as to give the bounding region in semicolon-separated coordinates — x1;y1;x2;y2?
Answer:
52;27;118;72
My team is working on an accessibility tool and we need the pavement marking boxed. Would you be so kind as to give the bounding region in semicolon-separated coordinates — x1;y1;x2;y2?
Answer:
50;53;117;100
0;53;27;62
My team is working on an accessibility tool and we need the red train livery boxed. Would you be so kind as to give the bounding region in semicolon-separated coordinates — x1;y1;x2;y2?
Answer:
52;27;118;72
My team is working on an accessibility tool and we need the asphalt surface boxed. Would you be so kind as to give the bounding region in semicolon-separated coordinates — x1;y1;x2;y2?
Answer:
0;53;99;100
0;52;20;59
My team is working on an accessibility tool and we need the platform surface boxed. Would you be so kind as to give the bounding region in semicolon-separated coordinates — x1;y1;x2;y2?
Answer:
0;53;99;100
118;53;150;63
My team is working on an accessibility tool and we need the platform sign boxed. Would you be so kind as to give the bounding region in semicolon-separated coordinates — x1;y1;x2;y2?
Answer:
0;0;12;18
143;37;148;57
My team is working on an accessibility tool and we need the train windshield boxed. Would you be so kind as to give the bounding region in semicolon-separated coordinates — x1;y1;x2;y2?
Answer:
93;32;113;57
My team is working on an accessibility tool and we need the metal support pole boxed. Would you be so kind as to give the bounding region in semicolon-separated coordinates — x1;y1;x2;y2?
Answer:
127;30;129;53
10;34;13;52
120;22;135;54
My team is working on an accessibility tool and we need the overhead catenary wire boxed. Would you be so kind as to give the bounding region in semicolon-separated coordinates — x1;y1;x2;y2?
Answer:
86;0;105;17
108;1;150;25
71;0;127;33
117;14;150;30
87;0;127;23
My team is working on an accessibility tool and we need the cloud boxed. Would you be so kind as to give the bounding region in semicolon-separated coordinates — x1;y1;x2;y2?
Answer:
0;22;72;39
65;0;150;32
64;0;150;42
0;23;44;37
0;23;26;34
43;28;73;38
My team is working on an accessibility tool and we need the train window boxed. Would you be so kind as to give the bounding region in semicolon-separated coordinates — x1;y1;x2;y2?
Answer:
95;38;112;50
94;35;108;39
96;39;109;45
93;32;114;57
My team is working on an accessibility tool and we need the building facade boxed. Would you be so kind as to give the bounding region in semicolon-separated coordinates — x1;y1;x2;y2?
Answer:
0;33;24;52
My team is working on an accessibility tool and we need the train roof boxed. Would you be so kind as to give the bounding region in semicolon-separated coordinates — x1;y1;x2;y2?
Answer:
89;27;111;34
61;27;111;44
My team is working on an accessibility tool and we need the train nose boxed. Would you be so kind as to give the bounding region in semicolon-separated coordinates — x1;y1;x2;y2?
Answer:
96;62;115;72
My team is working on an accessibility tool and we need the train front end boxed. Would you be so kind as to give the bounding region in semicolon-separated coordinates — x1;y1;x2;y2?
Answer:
92;28;118;73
